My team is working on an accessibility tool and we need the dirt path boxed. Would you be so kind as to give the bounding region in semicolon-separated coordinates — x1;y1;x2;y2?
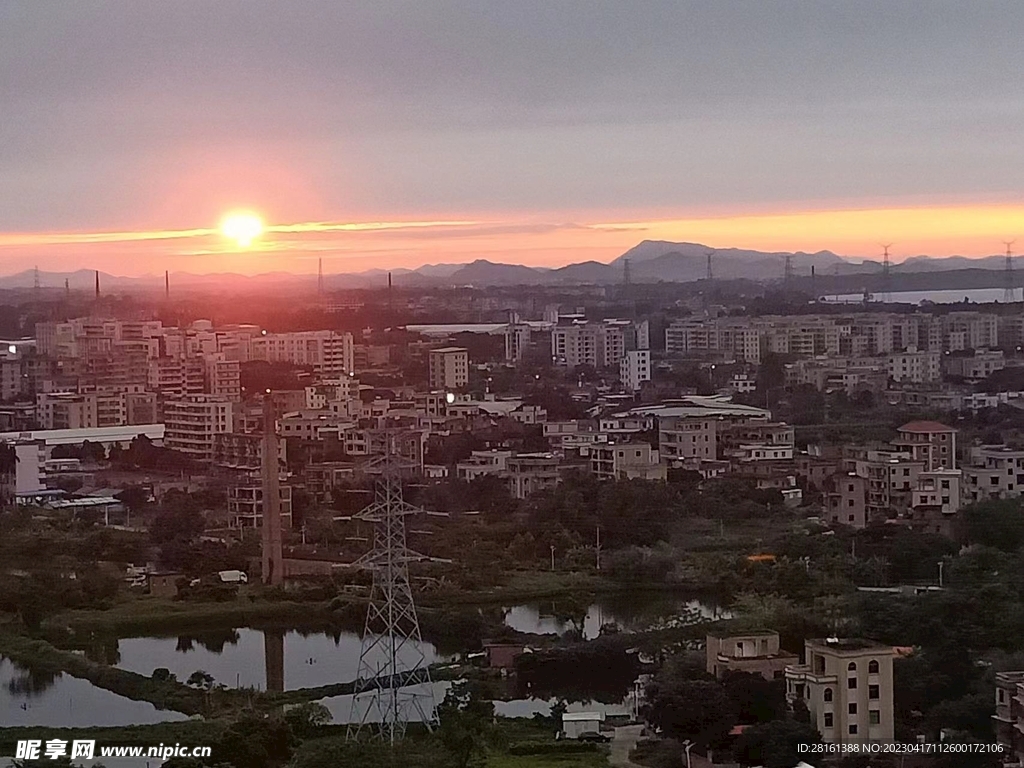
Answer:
610;725;644;767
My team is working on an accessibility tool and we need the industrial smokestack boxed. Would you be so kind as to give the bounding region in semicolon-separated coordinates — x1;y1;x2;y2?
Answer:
261;394;284;586
165;270;169;299
94;270;100;298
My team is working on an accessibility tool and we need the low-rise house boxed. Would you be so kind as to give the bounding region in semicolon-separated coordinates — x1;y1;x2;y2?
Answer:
706;631;798;680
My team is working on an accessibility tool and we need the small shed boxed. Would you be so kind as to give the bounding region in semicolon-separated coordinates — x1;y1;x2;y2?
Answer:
148;572;183;598
562;711;605;739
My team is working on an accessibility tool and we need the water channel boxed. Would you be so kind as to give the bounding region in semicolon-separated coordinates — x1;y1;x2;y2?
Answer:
1;595;726;727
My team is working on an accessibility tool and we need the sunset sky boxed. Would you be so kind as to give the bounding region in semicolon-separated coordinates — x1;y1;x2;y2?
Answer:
2;1;1024;275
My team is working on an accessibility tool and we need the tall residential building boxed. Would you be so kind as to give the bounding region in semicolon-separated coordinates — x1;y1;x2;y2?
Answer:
620;349;651;393
36;392;98;430
887;350;941;383
205;354;241;401
785;638;895;744
163;395;234;462
428;347;469;390
248;330;354;376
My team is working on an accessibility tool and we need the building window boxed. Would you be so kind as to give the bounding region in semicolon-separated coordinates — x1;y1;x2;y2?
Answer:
868;660;879;674
824;687;833;702
849;703;857;715
869;684;880;699
824;713;833;728
848;677;857;689
849;724;858;735
848;661;857;672
870;710;880;725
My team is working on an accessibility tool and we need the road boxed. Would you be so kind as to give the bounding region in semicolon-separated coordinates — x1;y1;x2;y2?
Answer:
610;725;644;767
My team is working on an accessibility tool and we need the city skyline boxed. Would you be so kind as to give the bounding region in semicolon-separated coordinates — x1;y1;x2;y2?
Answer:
3;2;1024;273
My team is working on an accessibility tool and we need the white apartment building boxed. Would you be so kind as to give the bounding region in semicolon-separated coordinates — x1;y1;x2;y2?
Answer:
964;445;1024;503
620;349;651;393
205;355;241;401
887;350;940;383
428;347;469;390
248;330;354;376
163;395;234;462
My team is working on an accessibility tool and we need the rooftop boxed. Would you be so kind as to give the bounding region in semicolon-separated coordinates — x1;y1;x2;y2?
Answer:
898;420;955;433
808;637;894;653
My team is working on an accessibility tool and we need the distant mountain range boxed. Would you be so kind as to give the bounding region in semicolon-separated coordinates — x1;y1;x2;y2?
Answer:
3;241;1019;291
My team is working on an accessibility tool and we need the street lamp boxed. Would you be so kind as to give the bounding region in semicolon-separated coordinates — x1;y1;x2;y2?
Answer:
682;739;694;768
937;560;944;587
550;545;556;572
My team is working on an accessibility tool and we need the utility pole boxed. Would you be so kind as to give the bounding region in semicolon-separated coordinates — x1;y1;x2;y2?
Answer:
595;526;601;571
550;545;556;572
261;393;284;586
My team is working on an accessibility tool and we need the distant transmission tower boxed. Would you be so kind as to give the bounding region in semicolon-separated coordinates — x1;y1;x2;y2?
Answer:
33;266;40;294
622;258;631;286
318;257;324;297
347;431;441;744
705;249;715;281
1004;241;1017;303
783;254;793;286
880;244;893;302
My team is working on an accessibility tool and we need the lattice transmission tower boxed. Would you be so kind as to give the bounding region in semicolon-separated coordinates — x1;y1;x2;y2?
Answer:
347;430;440;744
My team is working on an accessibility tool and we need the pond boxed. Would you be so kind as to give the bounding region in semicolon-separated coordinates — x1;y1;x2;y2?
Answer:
112;628;451;691
0;658;188;728
504;594;731;639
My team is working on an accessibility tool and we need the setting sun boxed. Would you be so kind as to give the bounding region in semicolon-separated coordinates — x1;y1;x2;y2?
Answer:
220;211;264;248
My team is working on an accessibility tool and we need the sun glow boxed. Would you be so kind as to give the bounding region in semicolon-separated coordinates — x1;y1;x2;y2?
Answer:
220;212;264;248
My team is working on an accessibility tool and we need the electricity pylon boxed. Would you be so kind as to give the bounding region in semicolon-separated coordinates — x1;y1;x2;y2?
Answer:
1004;241;1016;303
346;430;440;744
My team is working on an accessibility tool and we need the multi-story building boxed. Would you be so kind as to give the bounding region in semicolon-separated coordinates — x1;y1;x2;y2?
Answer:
892;420;957;471
248;330;354;376
906;468;963;537
944;348;1005;379
826;473;868;528
591;443;665;481
205;355;241;401
36;392;98;430
428;347;469;390
213;432;287;471
620;350;651;393
706;631;798;680
658;416;717;463
228;481;293;529
163;395;234;462
964;445;1024;503
552;318;646;369
785;638;895;744
887;350;941;383
847;447;924;519
994;671;1024;765
505;453;560;499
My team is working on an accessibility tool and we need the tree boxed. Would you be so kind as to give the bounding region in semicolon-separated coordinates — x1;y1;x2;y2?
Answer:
186;670;215;690
437;681;495;768
284;701;332;739
721;671;786;724
959;499;1024;552
733;719;822;768
116;485;149;515
644;678;735;748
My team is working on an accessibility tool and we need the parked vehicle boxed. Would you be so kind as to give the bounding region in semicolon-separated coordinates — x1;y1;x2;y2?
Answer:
577;732;611;743
218;570;248;584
